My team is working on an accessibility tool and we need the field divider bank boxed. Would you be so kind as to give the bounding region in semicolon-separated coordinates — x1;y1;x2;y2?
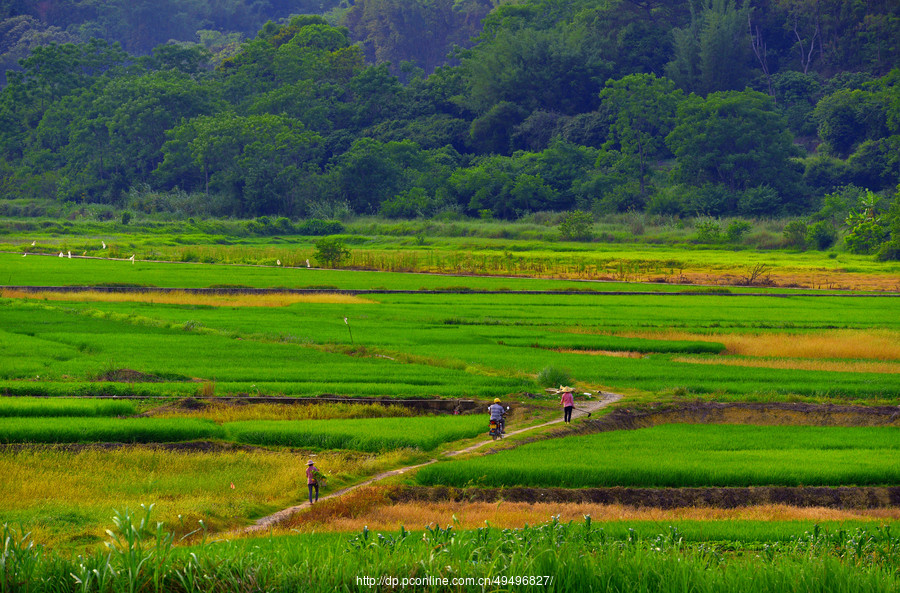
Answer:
5;284;899;297
240;393;622;535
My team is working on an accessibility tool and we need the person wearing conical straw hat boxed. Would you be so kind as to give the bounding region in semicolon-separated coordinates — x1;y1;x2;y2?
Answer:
559;386;575;424
306;460;321;504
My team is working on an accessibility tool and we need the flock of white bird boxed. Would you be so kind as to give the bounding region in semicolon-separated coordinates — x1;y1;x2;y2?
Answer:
21;243;312;268
22;241;134;263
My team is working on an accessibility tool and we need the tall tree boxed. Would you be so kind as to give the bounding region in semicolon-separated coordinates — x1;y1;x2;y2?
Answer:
666;89;803;212
666;0;753;95
598;73;683;195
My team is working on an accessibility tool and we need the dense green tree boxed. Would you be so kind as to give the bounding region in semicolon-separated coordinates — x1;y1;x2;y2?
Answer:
813;88;889;158
343;0;493;75
666;0;753;95
459;25;611;116
0;15;76;78
598;73;683;195
666;89;803;213
468;101;527;155
325;137;420;213
156;112;324;215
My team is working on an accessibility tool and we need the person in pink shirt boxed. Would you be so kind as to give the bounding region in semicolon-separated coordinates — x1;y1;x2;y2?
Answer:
306;460;320;504
559;386;575;423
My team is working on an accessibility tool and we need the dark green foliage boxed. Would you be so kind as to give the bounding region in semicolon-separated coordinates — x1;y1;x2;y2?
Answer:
805;220;837;250
1;1;899;224
666;91;803;212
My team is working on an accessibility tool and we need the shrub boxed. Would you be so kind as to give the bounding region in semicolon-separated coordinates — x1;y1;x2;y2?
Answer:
297;219;344;235
738;185;781;216
558;210;593;241
314;237;351;268
876;240;900;261
646;187;686;216
844;221;886;254
806;220;837;250
724;220;752;242
783;220;808;248
694;218;721;243
537;366;572;388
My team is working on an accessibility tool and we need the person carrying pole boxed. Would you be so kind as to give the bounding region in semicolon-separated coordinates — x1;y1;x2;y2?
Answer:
559;386;575;423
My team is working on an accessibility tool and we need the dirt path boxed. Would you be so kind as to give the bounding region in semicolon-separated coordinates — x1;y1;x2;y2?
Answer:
243;392;621;534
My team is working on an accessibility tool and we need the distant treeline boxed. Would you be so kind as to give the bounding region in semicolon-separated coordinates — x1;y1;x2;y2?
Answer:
0;0;898;224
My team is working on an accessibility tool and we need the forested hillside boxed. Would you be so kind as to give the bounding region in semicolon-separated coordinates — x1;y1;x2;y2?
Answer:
0;0;898;254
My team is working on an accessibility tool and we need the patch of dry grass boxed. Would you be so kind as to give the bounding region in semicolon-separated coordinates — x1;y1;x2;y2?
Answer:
0;289;375;307
615;329;900;361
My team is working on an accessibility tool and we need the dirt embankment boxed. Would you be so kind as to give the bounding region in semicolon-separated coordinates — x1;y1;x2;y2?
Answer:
388;485;900;509
578;401;900;433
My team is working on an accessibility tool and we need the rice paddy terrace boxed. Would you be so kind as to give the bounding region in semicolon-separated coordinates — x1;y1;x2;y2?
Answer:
1;250;899;591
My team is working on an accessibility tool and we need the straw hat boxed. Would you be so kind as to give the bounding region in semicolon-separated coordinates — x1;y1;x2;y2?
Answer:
307;460;315;465
559;386;574;393
494;398;501;403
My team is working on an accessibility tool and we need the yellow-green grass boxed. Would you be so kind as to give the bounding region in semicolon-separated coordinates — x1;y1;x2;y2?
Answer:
0;446;421;548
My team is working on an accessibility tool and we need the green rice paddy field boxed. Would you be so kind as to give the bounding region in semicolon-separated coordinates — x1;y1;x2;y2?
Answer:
1;247;899;591
1;279;898;400
416;424;900;488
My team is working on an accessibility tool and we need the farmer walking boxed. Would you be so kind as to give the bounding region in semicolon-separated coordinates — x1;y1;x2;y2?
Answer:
559;386;575;423
306;460;320;504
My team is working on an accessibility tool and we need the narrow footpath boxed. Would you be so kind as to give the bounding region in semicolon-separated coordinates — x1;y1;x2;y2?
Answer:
243;392;622;534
